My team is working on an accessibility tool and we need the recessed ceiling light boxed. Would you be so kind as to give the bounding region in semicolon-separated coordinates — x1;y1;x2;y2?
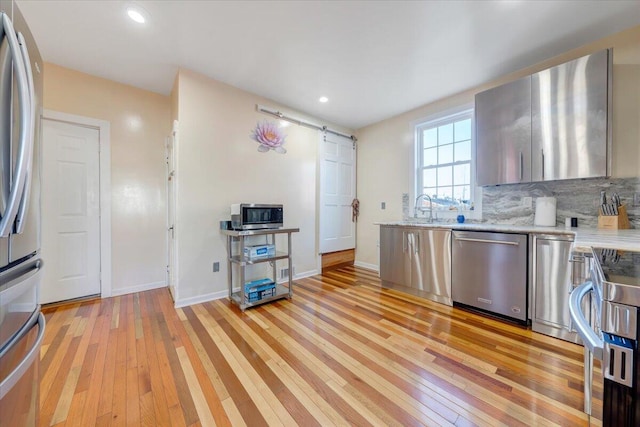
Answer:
319;96;329;103
126;5;149;24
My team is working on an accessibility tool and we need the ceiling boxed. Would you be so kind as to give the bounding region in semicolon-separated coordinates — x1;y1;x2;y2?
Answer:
16;0;640;130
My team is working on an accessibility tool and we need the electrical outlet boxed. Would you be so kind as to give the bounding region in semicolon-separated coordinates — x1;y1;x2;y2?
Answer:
381;202;386;210
280;267;295;278
213;262;220;272
523;197;532;208
634;192;640;207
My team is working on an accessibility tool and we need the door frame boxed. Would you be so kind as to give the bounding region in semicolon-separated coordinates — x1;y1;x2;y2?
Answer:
42;110;112;298
165;120;178;302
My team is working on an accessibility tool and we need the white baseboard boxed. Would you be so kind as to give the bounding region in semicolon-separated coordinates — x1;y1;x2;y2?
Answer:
110;280;166;297
174;288;228;308
295;269;319;280
354;261;379;273
174;269;320;308
277;268;318;284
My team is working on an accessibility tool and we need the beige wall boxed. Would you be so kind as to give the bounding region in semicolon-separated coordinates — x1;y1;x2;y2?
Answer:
173;69;353;304
43;63;171;294
356;25;640;268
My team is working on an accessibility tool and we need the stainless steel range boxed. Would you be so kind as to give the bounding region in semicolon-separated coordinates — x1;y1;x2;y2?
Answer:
570;247;640;426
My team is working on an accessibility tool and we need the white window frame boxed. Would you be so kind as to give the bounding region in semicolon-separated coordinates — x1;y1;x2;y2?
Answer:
413;106;478;219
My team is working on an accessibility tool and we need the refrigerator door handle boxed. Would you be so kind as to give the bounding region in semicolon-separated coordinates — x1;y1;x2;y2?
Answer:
0;312;44;400
14;31;35;234
0;257;42;302
0;14;31;237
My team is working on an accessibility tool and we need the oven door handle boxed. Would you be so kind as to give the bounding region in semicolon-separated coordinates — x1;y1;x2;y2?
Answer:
569;281;603;360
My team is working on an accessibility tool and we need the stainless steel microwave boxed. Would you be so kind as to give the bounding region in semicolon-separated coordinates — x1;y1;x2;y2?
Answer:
231;204;283;230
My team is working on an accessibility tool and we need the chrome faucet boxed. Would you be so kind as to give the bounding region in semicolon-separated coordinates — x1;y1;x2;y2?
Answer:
414;194;434;222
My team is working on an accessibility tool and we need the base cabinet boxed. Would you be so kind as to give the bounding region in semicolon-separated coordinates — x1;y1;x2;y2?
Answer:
379;226;452;306
532;235;591;343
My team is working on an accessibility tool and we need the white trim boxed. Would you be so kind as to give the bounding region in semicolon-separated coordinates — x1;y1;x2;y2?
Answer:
275;269;319;284
294;269;318;280
171;120;180;305
174;289;228;308
175;268;320;308
42;110;112;299
412;105;476;216
315;130;323;274
354;261;379;272
111;280;165;297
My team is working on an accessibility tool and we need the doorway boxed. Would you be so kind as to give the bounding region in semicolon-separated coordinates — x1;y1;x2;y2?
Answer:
40;112;111;304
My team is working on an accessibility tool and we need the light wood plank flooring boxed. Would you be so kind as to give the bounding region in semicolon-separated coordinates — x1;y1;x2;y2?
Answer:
39;266;595;426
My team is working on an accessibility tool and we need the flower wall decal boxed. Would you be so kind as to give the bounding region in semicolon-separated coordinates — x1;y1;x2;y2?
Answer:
251;120;287;153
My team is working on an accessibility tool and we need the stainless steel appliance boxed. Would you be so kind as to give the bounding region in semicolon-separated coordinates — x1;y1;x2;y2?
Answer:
532;235;592;343
0;1;44;425
570;247;640;426
452;231;528;322
379;226;452;306
231;203;283;230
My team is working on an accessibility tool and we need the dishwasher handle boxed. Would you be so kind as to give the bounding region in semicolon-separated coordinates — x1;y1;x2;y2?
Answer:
569;281;603;360
454;237;520;246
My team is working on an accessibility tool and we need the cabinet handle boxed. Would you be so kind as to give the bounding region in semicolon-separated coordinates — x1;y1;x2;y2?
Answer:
519;152;523;181
541;149;545;180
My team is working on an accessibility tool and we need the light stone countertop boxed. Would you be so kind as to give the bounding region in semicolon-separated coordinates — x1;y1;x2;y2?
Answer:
376;221;640;252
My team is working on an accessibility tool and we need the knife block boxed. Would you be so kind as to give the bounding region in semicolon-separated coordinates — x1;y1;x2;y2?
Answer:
598;204;631;229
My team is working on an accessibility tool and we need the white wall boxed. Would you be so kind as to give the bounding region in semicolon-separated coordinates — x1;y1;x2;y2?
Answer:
43;63;171;295
172;69;352;306
355;25;640;269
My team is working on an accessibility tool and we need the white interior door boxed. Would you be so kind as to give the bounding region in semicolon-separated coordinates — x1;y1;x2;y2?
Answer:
166;122;177;301
319;132;356;254
41;119;100;304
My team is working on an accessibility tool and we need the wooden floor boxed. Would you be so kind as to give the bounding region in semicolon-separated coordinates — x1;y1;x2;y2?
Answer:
39;266;595;426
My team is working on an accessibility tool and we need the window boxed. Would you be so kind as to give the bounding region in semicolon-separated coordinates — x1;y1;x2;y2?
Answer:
416;109;473;210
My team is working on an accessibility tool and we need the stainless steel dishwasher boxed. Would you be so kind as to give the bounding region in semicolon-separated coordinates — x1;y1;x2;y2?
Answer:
452;230;528;322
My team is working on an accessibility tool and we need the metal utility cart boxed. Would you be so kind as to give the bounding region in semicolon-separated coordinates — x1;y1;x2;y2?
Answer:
221;227;299;311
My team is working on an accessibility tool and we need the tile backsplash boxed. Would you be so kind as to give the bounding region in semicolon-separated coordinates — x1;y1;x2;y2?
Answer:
482;177;640;228
403;177;640;228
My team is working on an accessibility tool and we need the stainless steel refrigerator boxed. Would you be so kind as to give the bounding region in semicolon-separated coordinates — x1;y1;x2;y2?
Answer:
0;0;44;425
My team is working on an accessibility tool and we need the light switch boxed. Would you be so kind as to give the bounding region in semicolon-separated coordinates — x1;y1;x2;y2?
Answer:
381;202;386;210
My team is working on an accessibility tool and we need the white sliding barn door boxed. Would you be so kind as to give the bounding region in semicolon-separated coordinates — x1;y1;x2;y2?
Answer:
319;132;356;254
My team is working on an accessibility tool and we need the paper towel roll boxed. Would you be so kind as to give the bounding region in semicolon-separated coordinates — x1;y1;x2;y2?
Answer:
534;197;557;226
